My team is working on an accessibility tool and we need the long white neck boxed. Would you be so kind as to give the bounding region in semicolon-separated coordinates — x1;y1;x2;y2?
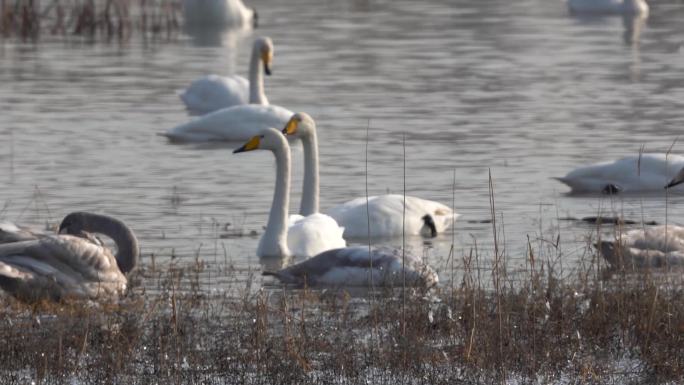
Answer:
248;48;268;105
257;136;291;258
299;130;320;216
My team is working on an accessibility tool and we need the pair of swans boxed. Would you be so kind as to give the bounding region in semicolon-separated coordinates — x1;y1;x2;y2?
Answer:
567;0;648;16
182;0;255;29
234;126;439;287
0;212;138;301
180;36;273;115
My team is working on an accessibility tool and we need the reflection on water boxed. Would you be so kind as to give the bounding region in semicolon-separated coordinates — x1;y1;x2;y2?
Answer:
0;0;684;291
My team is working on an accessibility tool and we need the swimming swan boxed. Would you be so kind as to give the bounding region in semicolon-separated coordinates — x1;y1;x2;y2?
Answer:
567;0;648;15
597;225;684;269
554;154;684;194
0;212;139;301
182;0;256;28
180;37;273;116
233;127;345;258
233;128;438;287
163;104;292;142
281;113;459;238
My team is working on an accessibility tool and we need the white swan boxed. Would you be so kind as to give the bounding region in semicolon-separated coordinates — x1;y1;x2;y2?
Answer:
281;113;459;239
182;0;255;28
179;36;273;116
0;212;139;301
567;0;648;15
233;128;438;287
163;104;292;142
554;154;684;194
597;225;684;269
233;127;345;259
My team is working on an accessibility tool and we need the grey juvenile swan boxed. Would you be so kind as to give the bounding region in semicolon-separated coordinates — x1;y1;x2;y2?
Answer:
0;212;139;301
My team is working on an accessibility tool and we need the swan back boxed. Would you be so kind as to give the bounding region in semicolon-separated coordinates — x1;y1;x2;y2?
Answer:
183;0;255;28
266;246;438;287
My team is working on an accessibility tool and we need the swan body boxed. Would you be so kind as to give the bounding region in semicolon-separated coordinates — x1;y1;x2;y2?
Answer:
0;222;49;243
182;0;255;28
180;37;273;115
598;225;684;269
287;214;346;259
265;246;438;287
234;128;437;287
280;113;458;239
164;104;292;142
0;212;138;301
555;154;684;194
567;0;648;15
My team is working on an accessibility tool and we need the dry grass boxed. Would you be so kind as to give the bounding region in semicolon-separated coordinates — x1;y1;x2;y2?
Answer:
0;241;682;385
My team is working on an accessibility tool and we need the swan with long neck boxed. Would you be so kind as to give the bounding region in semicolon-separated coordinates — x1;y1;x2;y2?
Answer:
0;212;139;301
180;36;273;116
233;128;438;287
281;113;459;239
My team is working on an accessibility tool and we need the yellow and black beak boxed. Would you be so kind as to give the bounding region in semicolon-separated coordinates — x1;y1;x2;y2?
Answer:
234;135;261;153
262;51;273;76
282;115;300;136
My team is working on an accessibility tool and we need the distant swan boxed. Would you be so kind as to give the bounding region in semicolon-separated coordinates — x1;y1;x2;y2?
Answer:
554;154;684;194
233;128;437;286
163;104;292;142
597;225;684;269
281;113;459;238
0;212;139;301
567;0;648;15
182;0;256;28
180;36;273;115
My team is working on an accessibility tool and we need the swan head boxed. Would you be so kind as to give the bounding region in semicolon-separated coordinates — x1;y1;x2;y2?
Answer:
233;127;285;154
59;211;92;237
420;215;438;238
281;112;316;139
255;36;274;76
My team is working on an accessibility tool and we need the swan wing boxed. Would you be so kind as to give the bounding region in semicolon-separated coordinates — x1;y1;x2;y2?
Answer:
164;104;293;142
287;213;346;258
179;75;249;115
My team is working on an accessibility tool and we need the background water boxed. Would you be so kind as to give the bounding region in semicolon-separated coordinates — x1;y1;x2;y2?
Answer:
1;0;684;289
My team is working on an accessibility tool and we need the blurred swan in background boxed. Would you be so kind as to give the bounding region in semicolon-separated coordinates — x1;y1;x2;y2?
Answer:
597;225;684;269
554;154;684;194
281;113;459;239
233;128;437;287
567;0;648;16
163;104;292;142
180;37;274;115
0;212;139;301
183;0;256;28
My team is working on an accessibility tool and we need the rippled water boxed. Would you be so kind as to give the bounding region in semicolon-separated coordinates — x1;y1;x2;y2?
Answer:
1;0;684;288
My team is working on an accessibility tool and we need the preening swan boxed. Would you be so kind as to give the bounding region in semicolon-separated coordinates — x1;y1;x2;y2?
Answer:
554;154;684;194
233;127;345;259
183;0;256;28
597;225;684;269
0;212;139;301
281;113;458;238
233;128;437;287
567;0;648;15
180;37;273;115
163;104;292;142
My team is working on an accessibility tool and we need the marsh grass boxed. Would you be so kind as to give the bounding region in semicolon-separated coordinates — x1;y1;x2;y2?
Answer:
0;235;682;384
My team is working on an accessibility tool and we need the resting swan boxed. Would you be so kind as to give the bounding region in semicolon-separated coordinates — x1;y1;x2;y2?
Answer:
567;0;648;15
180;37;273;116
597;225;684;269
163;104;292;142
554;154;684;194
0;212;139;301
182;0;256;28
233;128;438;287
281;113;459;239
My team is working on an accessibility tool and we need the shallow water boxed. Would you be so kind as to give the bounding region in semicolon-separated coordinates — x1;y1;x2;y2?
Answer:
1;0;684;289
